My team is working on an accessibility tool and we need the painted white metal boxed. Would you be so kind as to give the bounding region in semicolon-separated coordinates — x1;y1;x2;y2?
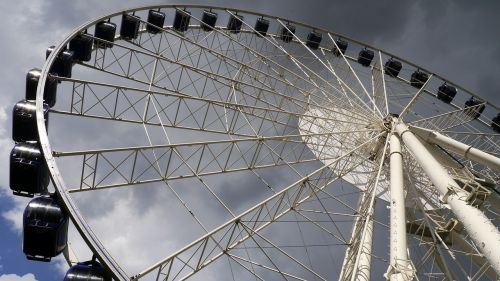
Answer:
409;125;500;172
377;51;389;116
395;122;500;275
450;231;498;280
350;136;390;281
356;214;374;281
62;242;79;267
274;17;382;119
386;133;412;281
406;187;458;281
298;106;391;202
399;74;433;118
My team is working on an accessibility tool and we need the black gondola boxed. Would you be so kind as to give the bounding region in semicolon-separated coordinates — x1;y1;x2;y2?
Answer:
332;38;348;57
464;97;485;119
120;14;141;40
46;47;74;78
254;18;270;37
146;9;165;34
410;70;429;89
46;45;56;59
12;100;49;143
280;24;295;43
358;48;374;67
437;83;457;104
384;59;402;77
492;113;500;133
69;33;93;62
201;10;217;31
94;21;117;48
45;45;68;59
25;68;57;107
173;9;191;32
10;143;49;197
306;31;322;50
227;14;243;33
64;260;111;281
23;196;68;261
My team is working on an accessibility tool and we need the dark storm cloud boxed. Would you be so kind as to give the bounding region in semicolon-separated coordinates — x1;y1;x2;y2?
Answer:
39;1;141;26
263;1;416;43
375;0;500;103
38;0;415;43
27;0;500;105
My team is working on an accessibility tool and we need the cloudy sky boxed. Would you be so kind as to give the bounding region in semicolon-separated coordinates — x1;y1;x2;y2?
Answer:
0;1;499;280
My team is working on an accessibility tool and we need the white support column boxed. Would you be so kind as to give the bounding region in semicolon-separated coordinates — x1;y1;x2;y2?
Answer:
409;125;500;172
346;135;388;281
355;210;374;281
395;122;500;275
386;134;413;281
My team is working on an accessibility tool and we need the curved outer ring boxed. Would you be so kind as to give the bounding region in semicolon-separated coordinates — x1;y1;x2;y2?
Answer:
35;4;499;280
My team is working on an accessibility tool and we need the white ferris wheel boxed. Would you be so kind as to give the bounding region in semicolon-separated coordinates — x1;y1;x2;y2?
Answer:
9;4;500;281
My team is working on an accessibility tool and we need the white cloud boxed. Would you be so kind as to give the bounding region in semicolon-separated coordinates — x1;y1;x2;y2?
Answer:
1;195;33;234
52;255;69;276
0;105;13;196
0;273;38;281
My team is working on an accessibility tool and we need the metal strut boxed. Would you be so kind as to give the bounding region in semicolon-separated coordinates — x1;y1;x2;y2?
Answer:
345;134;389;281
355;202;375;281
409;125;500;173
395;122;500;276
385;133;414;280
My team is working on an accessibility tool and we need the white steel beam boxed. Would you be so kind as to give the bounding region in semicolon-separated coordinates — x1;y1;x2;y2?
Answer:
355;206;374;281
386;133;413;281
409;125;500;172
132;133;383;280
450;231;498;280
399;74;433;118
62;242;79;267
395;122;500;276
349;135;389;281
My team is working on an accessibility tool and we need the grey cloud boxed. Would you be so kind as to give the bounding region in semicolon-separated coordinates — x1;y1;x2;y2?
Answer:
375;1;500;103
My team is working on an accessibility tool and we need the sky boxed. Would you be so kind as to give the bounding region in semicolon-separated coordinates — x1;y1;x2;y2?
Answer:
0;1;499;281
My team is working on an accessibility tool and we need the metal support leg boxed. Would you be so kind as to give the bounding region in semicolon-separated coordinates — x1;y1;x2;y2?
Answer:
409;125;500;172
356;210;374;281
340;198;375;281
386;133;413;280
395;122;500;275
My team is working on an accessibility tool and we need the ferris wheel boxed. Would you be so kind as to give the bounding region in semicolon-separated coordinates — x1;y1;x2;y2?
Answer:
9;4;500;280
